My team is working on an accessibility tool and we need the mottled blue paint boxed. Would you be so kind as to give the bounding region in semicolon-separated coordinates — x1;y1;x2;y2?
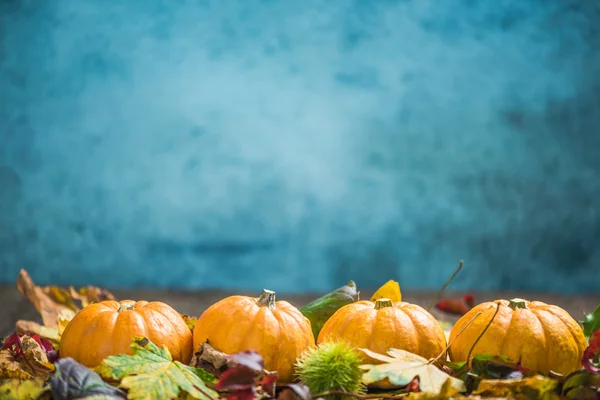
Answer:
1;0;599;293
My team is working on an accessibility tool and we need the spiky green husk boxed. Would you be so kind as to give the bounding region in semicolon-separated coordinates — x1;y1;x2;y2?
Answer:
294;341;365;400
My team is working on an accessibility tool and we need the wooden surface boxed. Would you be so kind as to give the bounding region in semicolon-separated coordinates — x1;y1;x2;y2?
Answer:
2;284;599;336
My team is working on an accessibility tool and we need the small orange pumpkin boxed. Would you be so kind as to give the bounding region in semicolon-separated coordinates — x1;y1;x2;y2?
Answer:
60;300;193;367
448;298;586;375
193;289;314;382
318;298;447;361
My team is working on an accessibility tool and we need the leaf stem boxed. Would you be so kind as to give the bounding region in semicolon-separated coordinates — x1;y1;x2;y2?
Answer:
192;383;218;400
427;260;463;312
466;302;501;369
431;311;482;364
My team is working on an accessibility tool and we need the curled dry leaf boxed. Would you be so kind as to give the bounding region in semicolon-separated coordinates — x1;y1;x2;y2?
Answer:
192;341;232;377
17;269;75;330
0;335;55;380
16;269;115;346
359;348;466;394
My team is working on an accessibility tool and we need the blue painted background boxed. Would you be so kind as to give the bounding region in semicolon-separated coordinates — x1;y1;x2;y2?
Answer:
1;0;599;293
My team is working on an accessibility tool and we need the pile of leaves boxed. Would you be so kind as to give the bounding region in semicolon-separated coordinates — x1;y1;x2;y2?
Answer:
3;268;600;399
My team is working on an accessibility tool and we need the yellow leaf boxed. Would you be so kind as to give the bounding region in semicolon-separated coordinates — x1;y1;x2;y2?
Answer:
0;378;47;400
359;348;465;394
57;310;75;336
0;351;33;380
473;375;559;398
404;378;464;399
370;280;402;302
180;314;198;331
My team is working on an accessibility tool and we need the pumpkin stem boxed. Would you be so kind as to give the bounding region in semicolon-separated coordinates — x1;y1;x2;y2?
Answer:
374;298;394;310
118;301;137;312
508;298;529;310
256;289;276;309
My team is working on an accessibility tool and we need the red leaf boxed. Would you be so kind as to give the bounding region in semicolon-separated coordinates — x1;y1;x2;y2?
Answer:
462;293;475;308
435;299;469;316
2;333;57;362
405;376;421;393
2;333;23;355
583;330;600;374
216;366;256;391
259;373;278;396
590;330;600;353
227;351;264;372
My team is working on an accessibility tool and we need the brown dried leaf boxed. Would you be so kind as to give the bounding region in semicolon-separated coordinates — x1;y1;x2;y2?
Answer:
191;341;231;376
21;336;55;372
16;269;114;330
71;285;115;307
15;320;60;345
0;351;33;380
17;269;74;329
0;339;54;380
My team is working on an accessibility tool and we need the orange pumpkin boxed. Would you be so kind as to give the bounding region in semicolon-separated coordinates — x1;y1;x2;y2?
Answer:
318;298;447;361
60;300;193;367
448;298;586;375
193;289;314;382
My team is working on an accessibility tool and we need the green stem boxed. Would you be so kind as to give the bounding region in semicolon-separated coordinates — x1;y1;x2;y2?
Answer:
374;298;394;310
508;298;529;310
256;289;276;310
118;301;136;312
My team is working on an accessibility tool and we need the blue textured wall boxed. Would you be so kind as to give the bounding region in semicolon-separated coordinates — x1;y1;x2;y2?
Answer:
1;0;599;293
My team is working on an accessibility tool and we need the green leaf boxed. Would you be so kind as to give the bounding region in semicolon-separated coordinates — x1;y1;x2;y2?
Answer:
300;281;359;338
0;378;47;400
562;370;600;397
95;337;217;400
582;304;600;338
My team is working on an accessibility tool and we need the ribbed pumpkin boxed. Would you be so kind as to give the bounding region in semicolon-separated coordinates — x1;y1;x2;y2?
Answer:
61;300;193;367
318;298;447;362
448;298;587;375
193;289;314;382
